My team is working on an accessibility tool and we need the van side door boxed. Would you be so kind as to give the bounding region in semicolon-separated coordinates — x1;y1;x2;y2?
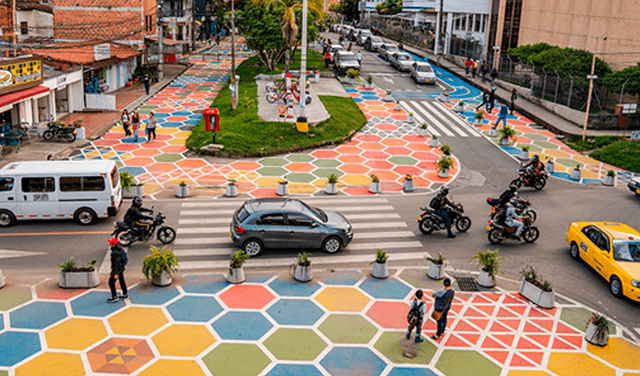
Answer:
0;177;20;217
19;176;60;219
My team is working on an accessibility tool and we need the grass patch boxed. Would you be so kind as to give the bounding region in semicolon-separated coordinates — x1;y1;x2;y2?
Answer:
563;135;623;152
186;56;366;156
589;139;640;173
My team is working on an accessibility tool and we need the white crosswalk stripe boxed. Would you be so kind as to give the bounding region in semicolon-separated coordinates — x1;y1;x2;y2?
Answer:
401;100;482;138
171;196;424;269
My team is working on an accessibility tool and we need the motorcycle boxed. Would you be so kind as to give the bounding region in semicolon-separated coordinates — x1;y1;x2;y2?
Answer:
112;211;176;247
418;203;471;235
511;166;548;190
487;216;539;244
487;196;537;224
43;122;76;142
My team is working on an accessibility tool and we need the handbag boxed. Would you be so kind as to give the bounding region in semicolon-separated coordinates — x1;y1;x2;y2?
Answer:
431;290;454;321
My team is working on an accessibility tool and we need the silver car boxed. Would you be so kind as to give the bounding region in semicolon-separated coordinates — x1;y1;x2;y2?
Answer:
389;52;414;72
364;36;383;51
357;30;372;45
335;50;360;74
378;43;399;60
410;61;437;84
230;198;353;256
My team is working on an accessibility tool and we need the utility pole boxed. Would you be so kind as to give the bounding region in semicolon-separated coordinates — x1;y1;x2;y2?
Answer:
436;0;444;66
157;0;165;81
231;0;236;110
12;0;17;56
582;37;606;141
296;0;308;132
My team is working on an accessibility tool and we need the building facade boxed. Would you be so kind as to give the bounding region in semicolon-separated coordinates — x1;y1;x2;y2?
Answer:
0;0;53;43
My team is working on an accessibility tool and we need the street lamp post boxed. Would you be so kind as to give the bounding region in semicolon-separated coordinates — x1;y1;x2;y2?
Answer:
582;37;606;141
296;0;308;132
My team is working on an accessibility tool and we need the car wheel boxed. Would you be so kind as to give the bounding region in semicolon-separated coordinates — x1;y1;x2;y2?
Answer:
74;208;96;225
0;209;16;227
243;239;263;257
570;242;581;261
322;236;342;254
610;275;623;298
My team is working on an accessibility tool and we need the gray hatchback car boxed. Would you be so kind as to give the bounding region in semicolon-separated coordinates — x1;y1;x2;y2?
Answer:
231;198;353;256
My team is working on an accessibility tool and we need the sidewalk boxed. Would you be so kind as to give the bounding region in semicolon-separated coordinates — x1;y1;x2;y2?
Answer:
0;267;639;375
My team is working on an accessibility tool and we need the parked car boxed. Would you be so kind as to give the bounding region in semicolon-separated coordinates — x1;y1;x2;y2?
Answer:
389;52;414;72
410;61;437;84
364;36;384;51
378;43;399;60
329;44;344;63
356;29;372;45
348;28;362;41
334;50;360;75
341;25;353;38
566;221;640;301
628;176;640;195
230;198;353;256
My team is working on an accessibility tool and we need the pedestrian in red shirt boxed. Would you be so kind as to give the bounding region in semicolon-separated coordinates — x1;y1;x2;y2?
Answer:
464;58;472;77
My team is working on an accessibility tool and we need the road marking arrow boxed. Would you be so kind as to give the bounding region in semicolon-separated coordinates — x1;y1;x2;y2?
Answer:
0;249;47;259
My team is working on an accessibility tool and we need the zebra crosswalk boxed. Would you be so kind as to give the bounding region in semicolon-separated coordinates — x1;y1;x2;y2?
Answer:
172;196;426;270
401;100;482;138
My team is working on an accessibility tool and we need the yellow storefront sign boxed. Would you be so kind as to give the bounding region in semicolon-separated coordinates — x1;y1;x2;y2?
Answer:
0;56;43;95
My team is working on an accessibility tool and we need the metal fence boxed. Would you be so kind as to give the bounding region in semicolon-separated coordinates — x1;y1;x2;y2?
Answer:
365;15;434;51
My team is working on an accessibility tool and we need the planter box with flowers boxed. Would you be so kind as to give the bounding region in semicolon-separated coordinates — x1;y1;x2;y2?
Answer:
364;76;374;89
58;257;99;288
176;181;189;198
369;173;381;194
519;265;554;309
227;250;249;284
519;145;530;160
294;252;313;282
436;145;453;178
603;170;616;187
470;249;504;288
426;253;446;280
394;100;401;111
585;312;612;347
225;178;238;197
370;249;389;279
326;173;339;195
73;120;85;139
277;177;289;196
419;123;429;137
142;246;180;287
345;69;360;85
403;174;414;192
488;126;498;137
474;111;484;126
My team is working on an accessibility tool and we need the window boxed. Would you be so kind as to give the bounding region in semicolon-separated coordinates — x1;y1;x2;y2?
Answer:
60;176;105;191
287;214;314;227
257;214;285;226
60;177;81;191
110;167;119;188
0;178;13;191
22;177;55;192
20;21;28;35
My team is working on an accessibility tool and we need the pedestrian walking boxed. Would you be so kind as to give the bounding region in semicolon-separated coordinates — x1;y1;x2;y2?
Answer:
398;42;403;51
216;34;221;45
490;67;498;86
480;61;488;83
356;50;363;67
143;74;151;95
487;87;496;113
347;42;353;51
121;109;131;137
464;57;472;77
146;113;157;143
495;104;509;128
471;60;478;79
131;110;140;142
322;38;328;55
406;289;427;342
509;88;517;115
324;50;331;68
476;89;490;111
431;277;454;340
107;238;128;303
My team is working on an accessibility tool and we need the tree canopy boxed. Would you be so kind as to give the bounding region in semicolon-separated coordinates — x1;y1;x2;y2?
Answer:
603;63;640;96
376;0;402;15
507;43;611;79
328;0;360;23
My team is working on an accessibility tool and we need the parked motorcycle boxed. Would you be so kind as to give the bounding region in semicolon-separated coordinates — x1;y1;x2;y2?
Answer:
511;166;548;190
487;196;537;224
43;122;76;142
418;203;471;235
487;216;539;244
111;211;176;247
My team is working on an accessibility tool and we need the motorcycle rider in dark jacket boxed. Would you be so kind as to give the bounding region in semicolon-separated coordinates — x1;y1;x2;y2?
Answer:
432;186;457;238
495;184;519;224
124;196;153;239
522;154;545;184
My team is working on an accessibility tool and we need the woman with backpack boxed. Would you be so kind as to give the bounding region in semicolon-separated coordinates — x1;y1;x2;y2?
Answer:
431;278;455;340
406;289;427;342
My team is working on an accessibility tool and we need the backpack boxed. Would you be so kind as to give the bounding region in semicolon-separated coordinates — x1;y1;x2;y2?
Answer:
430;195;443;210
120;248;128;266
407;299;424;325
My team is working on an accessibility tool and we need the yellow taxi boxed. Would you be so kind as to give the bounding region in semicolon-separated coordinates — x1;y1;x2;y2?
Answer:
567;222;640;301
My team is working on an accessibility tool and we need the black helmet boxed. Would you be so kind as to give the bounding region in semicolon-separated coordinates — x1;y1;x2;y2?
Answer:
440;186;449;195
532;154;539;161
132;196;143;207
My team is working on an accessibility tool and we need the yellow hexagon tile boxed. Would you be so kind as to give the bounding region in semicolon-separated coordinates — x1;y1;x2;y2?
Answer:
167;138;187;145
245;172;260;180
138;359;207;376
112;126;124;133
254;177;281;187
289;183;318;195
157;128;179;134
103;152;117;159
340;174;371;186
544;150;572;159
588;338;640;370
226;171;241;179
16;352;85;376
45;318;108;351
315;287;370;312
572;154;599;165
547;352;615;376
581;169;599;179
507;371;553;376
173;131;192;138
120;153;134;160
142;183;163;194
152;324;216;357
108;307;168;336
167;179;196;185
84;151;100;159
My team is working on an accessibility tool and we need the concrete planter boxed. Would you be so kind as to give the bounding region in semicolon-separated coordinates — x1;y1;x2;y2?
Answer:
570;168;582;181
438;94;450;103
477;269;495;288
407;114;414;124
519;279;555;309
519;149;529;160
75;127;85;139
545;161;555;173
0;269;5;288
364;82;374;89
488;128;498;137
419;128;429;137
371;262;389;279
438;168;450;179
277;182;289;196
403;178;414;192
152;271;172;287
369;181;381;194
585;322;609;346
176;185;189;198
430;138;439;148
394;102;401;111
59;270;100;288
226;267;246;284
225;184;238;197
383;93;394;102
453;104;464;113
345;77;356;85
325;183;338;195
124;185;145;197
603;175;615;187
500;138;510;146
474;118;483;126
294;265;313;282
427;263;445;280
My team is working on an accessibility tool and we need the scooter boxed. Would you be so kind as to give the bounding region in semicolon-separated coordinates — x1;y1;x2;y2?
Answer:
43;122;76;142
112;211;176;247
487;216;539;244
418;203;471;235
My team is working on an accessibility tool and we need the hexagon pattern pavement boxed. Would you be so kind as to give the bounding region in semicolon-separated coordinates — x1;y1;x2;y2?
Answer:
87;338;154;374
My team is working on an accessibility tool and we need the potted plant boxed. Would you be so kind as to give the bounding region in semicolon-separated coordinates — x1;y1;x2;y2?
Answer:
519;145;530;160
407;112;415;124
277;177;289;196
326;173;339;195
545;157;555;173
394;99;401;111
120;171;136;198
132;182;145;197
403;174;414;192
176;181;189;198
142;246;180;287
227;250;250;284
603;169;616;187
384;90;394;102
438;92;450;103
453;100;465;112
58;257;99;288
488;126;498;137
294;252;313;282
498;126;516;146
518;265;555;309
364;75;374;89
436;156;454;178
345;69;359;85
370;249;389;279
430;133;439;148
369;173;381;194
440;144;451;156
469;249;504;288
585;312;612;346
570;164;582;181
419;123;429;137
72;120;85;139
426;253;446;280
225;178;238;197
474;110;484;126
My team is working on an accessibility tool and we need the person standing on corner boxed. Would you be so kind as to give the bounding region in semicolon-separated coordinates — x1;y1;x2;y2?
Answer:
131;110;140;142
146;112;157;143
509;88;517;115
107;238;128;303
143;74;151;95
406;289;427;342
431;277;454;341
464;57;472;77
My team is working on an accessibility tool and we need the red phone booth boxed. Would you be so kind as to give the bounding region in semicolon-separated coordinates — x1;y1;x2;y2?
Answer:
204;108;220;132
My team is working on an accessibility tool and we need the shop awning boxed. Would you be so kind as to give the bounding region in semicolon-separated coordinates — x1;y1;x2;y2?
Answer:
0;86;49;108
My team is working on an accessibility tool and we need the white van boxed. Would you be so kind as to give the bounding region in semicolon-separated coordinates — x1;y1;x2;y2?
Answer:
0;160;123;227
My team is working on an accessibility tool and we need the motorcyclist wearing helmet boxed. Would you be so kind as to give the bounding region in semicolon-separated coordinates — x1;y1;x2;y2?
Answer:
495;184;518;224
505;198;525;240
432;186;457;238
123;196;153;239
523;154;545;183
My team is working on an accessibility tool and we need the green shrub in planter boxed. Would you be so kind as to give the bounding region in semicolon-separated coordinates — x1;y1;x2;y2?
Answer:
436;156;454;172
120;171;135;192
607;169;616;177
475;110;484;120
370;249;388;264
142;246;180;280
346;69;360;79
521;145;530;151
229;250;250;275
498;126;516;144
327;173;339;184
370;173;380;183
440;144;452;156
366;75;373;84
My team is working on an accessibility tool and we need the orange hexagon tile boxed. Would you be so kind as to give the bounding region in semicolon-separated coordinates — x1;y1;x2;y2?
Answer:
285;162;316;172
108;307;168;336
46;318;108;351
219;285;276;309
230;161;261;170
152;324;216;357
87;338;154;374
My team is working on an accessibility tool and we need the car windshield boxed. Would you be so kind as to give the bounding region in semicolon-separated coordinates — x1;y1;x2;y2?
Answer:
387;46;398;51
341;55;357;62
360;31;371;36
418;65;433;72
613;241;640;262
371;37;382;43
236;207;250;223
399;55;411;61
299;201;326;222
